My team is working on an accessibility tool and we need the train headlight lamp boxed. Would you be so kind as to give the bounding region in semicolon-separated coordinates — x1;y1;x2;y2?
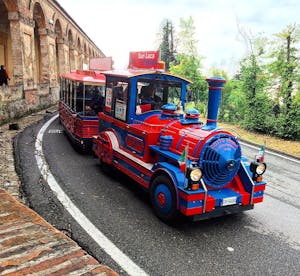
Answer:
250;161;267;181
256;163;266;175
186;167;202;182
190;168;202;181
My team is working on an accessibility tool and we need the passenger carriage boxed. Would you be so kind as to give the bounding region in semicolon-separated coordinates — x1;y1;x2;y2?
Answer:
59;69;106;150
92;57;267;222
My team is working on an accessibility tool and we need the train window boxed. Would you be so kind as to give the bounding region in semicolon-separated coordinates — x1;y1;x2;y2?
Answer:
84;85;105;114
167;85;182;105
105;78;129;121
71;81;76;110
136;79;182;114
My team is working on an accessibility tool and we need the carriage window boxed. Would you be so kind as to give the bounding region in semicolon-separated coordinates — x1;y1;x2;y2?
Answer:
105;78;129;121
71;81;76;110
60;78;64;100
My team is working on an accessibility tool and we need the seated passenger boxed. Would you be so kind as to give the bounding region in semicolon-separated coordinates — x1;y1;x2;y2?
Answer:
84;105;96;116
140;85;161;109
89;92;104;113
79;89;104;116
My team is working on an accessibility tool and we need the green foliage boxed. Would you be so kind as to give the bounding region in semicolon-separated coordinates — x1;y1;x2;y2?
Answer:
242;92;273;133
219;79;246;124
169;17;207;110
270;101;300;140
177;16;198;56
155;18;300;141
265;24;300;139
158;19;175;70
170;54;207;104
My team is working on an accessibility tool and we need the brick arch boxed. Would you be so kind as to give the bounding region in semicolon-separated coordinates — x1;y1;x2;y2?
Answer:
83;43;88;66
87;46;92;65
84;43;87;55
77;37;81;52
77;36;83;69
67;28;74;45
2;0;18;12
33;1;47;84
32;1;46;29
54;19;63;76
67;28;75;70
54;19;62;39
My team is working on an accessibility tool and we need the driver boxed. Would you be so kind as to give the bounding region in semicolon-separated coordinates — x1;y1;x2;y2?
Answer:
140;84;161;109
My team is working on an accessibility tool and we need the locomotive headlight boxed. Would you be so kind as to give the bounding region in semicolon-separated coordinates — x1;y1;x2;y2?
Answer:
250;161;267;182
256;163;266;175
186;168;202;182
185;167;202;190
190;168;202;181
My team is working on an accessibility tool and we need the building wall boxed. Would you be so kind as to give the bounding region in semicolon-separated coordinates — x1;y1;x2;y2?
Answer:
0;0;105;123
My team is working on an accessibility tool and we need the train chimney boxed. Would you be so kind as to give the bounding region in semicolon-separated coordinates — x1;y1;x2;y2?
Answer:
202;77;226;130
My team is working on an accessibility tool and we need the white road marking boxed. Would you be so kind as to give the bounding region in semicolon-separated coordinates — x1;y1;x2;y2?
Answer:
48;129;63;134
35;114;148;276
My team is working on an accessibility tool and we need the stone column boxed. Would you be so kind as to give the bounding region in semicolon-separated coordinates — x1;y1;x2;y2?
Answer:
56;38;65;75
8;12;23;86
69;45;76;70
38;28;50;85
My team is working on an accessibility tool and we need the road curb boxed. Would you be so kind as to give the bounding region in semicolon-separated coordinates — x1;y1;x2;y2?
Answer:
239;138;300;161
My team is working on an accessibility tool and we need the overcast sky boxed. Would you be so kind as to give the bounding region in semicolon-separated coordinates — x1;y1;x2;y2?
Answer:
57;0;300;75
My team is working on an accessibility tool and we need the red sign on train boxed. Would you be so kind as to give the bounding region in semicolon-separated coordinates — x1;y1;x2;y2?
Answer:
128;51;161;69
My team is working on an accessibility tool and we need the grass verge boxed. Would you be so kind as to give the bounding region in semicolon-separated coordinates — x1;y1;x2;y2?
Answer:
216;120;300;158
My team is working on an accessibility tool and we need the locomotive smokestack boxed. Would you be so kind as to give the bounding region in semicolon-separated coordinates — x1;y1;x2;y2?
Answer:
202;77;226;130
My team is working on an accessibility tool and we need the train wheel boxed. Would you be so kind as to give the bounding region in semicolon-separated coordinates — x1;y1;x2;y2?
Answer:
150;175;178;222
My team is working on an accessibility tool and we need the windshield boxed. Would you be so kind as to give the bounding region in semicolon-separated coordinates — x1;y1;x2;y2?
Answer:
136;78;182;113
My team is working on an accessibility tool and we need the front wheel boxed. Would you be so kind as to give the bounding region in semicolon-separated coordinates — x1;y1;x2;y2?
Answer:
150;175;178;222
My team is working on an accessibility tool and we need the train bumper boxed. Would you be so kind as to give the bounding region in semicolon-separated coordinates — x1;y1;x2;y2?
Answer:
190;204;254;221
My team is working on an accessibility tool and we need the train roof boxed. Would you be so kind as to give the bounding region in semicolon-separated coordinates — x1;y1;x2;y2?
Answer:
102;69;191;83
61;70;106;85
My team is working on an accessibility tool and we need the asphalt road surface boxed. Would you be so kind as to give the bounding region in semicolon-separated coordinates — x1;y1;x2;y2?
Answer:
15;114;300;276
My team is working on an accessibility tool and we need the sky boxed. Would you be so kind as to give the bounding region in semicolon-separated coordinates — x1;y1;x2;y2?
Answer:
57;0;300;75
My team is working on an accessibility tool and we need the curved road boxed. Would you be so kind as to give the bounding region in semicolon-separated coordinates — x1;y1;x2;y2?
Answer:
16;114;300;276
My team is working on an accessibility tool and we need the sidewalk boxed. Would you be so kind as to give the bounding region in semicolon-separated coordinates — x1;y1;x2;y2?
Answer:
0;108;117;275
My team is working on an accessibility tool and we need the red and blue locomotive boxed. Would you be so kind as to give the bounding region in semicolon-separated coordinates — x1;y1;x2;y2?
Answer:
92;56;267;222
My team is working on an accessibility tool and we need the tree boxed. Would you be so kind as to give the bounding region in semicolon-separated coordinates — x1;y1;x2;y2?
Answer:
234;24;272;132
177;16;198;56
267;24;300;139
169;17;207;112
239;54;272;132
158;19;176;71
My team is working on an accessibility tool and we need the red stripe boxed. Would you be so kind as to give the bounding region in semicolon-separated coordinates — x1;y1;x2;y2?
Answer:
179;191;205;201
114;162;149;189
208;86;224;90
254;184;266;192
252;197;264;204
206;119;217;122
205;195;216;212
113;151;152;177
180;206;203;216
206;78;226;83
232;175;250;204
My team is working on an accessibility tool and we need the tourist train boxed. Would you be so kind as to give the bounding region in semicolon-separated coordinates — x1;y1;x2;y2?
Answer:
59;52;267;222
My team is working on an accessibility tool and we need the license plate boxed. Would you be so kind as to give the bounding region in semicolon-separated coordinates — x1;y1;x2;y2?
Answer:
222;196;237;206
